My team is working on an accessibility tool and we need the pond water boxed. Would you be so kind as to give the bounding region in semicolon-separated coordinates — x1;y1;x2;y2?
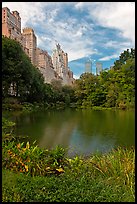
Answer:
4;109;135;157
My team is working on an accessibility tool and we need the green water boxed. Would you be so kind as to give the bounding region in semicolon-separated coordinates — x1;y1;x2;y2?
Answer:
4;109;135;156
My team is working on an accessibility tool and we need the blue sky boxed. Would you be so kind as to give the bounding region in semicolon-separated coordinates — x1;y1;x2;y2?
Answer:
2;2;135;79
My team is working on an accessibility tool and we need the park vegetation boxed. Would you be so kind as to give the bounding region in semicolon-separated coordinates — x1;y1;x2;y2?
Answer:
2;119;135;202
2;36;135;111
2;36;135;202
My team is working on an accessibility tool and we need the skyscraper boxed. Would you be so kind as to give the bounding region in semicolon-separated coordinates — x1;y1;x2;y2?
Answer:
2;6;75;86
22;28;37;66
2;7;21;42
85;60;92;73
52;43;74;85
96;62;102;75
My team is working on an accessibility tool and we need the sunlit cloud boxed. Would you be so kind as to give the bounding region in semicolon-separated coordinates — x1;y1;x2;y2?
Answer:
2;2;135;76
99;54;119;61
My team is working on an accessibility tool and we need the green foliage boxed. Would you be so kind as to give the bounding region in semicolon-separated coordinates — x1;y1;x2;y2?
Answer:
2;118;135;201
2;146;135;202
113;48;135;71
2;97;23;111
2;36;76;109
2;117;16;142
2;117;15;133
2;36;48;104
2;36;135;110
2;140;67;177
74;48;135;109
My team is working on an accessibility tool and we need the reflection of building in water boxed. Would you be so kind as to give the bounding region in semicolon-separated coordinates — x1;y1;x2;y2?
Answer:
85;60;92;73
96;62;103;75
38;115;77;150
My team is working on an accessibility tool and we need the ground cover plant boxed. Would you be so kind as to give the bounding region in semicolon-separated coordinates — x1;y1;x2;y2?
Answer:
2;117;135;202
2;140;135;202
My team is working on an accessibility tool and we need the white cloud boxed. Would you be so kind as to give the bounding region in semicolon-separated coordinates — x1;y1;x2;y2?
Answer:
35;15;96;61
73;74;80;79
87;2;135;46
2;2;135;71
104;40;131;49
2;2;46;29
99;54;119;61
2;2;98;61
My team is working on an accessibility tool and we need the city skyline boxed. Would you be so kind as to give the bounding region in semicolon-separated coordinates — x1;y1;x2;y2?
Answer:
2;7;74;85
2;2;135;79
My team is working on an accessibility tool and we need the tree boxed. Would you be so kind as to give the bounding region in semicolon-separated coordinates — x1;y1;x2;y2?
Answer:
113;48;135;71
2;36;46;103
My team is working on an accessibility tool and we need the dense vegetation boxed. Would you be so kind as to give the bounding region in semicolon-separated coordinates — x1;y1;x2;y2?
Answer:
2;36;75;110
2;36;135;111
74;48;135;109
2;119;135;202
2;36;135;202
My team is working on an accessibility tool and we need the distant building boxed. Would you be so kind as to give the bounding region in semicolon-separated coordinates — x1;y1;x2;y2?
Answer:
85;60;92;73
22;28;37;66
2;7;75;86
96;62;103;75
2;7;22;43
52;43;74;85
36;48;60;84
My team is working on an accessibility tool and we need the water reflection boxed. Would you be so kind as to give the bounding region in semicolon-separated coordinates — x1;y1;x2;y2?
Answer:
6;109;135;156
39;118;77;149
67;128;116;157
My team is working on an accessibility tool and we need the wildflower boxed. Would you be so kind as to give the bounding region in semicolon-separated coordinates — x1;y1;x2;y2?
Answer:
25;165;28;172
56;168;64;173
7;150;12;155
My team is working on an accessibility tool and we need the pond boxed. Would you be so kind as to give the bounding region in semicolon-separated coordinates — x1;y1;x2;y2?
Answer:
4;109;135;157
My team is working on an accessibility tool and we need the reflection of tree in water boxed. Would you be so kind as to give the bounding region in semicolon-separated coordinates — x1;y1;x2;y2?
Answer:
77;110;116;138
12;109;134;156
77;109;135;148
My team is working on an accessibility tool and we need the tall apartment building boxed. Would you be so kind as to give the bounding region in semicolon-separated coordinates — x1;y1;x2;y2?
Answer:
2;7;29;56
36;48;61;83
22;28;37;66
2;7;75;86
96;62;103;75
52;43;74;85
85;60;92;73
2;7;22;43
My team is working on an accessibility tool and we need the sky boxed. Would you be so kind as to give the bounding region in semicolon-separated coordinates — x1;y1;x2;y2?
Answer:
2;2;135;79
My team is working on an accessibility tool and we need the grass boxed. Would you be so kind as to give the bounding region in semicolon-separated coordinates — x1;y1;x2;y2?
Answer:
2;117;135;202
2;142;135;202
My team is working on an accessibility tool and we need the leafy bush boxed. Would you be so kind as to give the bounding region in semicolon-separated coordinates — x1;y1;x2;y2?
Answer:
2;141;68;177
2;117;16;142
2;146;135;202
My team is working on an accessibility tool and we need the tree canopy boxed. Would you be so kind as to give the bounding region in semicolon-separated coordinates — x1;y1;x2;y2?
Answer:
2;36;135;110
74;48;135;109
